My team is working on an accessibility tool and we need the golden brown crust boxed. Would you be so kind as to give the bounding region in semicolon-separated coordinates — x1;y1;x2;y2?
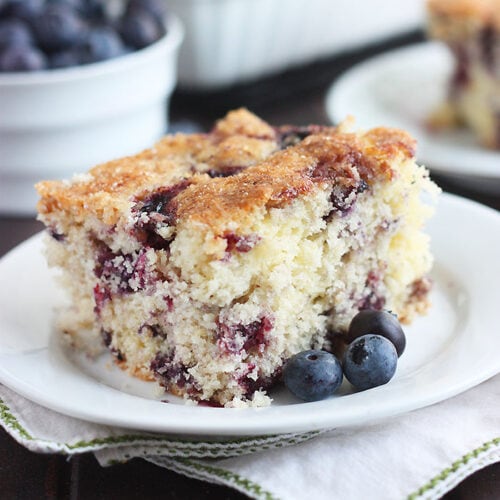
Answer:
36;109;416;230
427;0;500;33
36;109;278;225
175;129;415;230
212;108;276;139
427;0;499;20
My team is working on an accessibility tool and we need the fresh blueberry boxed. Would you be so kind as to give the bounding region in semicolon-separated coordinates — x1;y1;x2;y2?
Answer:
33;3;87;52
0;19;33;50
50;48;82;68
343;334;398;391
0;0;44;21
81;27;125;63
82;0;107;21
47;0;107;21
283;350;343;402
347;310;406;357
126;0;168;20
45;0;76;5
0;43;47;71
46;0;86;10
119;11;164;50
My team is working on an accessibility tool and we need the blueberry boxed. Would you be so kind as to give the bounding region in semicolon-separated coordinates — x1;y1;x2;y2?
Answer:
0;19;33;50
81;27;125;63
82;0;107;21
283;350;343;402
347;310;406;357
0;0;44;21
47;0;107;21
126;0;168;20
50;48;82;68
278;127;314;149
343;334;397;391
0;43;47;71
46;0;86;10
119;11;164;50
33;3;87;52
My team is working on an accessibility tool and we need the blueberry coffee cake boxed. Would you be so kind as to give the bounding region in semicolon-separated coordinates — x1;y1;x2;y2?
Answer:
427;0;500;148
36;109;438;407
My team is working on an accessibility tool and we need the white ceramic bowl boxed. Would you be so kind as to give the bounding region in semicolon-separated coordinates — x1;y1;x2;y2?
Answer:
168;0;425;90
0;14;184;214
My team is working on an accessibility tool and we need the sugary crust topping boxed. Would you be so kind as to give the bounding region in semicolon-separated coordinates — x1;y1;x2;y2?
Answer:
212;107;276;140
428;0;500;32
36;109;416;228
428;0;500;20
175;128;415;230
36;109;277;225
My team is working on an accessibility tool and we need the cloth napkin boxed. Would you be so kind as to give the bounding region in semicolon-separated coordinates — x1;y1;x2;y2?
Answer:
2;375;500;500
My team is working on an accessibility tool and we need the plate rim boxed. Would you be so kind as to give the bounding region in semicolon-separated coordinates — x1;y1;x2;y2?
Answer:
0;193;499;436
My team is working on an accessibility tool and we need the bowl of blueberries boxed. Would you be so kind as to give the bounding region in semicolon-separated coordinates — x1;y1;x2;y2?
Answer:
0;0;184;213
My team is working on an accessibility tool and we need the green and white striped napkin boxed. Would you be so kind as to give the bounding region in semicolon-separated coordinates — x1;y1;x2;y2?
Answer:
2;374;500;500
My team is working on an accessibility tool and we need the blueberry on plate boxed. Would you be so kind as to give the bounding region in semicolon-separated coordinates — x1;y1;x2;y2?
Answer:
347;309;406;357
0;19;34;50
0;43;47;71
283;350;343;402
33;3;87;52
119;10;164;50
81;27;125;63
343;334;398;391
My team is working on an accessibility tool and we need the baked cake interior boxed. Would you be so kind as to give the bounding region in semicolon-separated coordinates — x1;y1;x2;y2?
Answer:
36;109;439;407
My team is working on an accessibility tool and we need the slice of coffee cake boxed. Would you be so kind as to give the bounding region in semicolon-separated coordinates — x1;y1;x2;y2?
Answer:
427;0;500;148
36;109;439;407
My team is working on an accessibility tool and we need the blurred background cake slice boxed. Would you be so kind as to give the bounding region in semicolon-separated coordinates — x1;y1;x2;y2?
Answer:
36;109;439;407
427;0;500;149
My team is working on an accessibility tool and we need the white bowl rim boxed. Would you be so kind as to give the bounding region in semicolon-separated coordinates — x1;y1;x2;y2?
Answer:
0;14;184;86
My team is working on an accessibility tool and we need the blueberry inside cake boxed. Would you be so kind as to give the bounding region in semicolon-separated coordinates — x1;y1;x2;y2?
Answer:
427;0;500;148
36;109;439;407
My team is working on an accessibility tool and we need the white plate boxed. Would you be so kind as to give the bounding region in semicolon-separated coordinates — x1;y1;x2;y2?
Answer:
0;193;499;436
326;42;500;190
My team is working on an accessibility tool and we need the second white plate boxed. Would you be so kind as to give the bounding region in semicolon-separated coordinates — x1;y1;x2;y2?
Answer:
326;42;500;188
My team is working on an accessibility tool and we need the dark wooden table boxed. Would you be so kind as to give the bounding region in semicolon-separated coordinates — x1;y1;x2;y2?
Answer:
1;31;499;499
